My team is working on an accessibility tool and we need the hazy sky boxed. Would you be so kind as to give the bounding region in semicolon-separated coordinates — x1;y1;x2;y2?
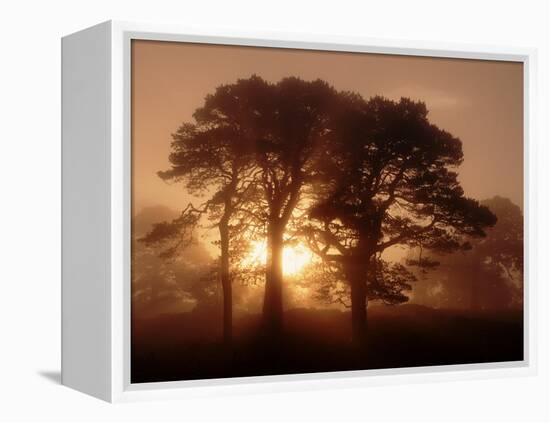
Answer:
132;40;523;215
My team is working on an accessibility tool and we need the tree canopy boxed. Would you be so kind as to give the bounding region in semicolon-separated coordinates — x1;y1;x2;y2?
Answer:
304;95;497;342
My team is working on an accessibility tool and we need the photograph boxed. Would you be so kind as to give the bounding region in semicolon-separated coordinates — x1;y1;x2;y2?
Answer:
130;39;524;384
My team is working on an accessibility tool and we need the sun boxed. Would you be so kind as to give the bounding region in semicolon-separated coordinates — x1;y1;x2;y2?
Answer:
282;244;314;276
245;241;313;276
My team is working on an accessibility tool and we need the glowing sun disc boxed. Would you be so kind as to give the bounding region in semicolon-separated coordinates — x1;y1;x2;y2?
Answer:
245;241;313;276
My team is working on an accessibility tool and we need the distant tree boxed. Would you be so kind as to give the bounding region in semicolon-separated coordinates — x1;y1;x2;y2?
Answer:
141;77;266;345
305;96;496;345
410;196;523;310
132;207;214;319
477;196;523;290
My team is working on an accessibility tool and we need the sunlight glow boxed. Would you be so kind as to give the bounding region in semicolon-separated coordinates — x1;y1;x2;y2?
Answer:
245;241;313;276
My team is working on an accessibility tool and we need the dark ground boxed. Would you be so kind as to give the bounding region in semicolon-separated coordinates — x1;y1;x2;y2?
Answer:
131;304;523;384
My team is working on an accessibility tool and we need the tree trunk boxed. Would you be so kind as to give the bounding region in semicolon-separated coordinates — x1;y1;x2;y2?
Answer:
219;220;232;346
347;260;368;347
262;219;284;336
469;258;481;313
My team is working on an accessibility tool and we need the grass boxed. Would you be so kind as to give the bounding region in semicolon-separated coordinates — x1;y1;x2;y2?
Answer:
131;304;523;383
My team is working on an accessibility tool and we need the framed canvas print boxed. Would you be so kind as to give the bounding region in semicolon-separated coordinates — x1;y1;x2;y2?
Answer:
61;21;537;402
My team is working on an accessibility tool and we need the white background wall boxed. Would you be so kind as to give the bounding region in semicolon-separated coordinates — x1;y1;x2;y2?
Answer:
0;0;548;421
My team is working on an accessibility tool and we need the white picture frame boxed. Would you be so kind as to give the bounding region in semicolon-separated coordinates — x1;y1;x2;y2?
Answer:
61;20;537;403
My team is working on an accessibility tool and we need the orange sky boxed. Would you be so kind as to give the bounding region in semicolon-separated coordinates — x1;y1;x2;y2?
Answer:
131;39;523;216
